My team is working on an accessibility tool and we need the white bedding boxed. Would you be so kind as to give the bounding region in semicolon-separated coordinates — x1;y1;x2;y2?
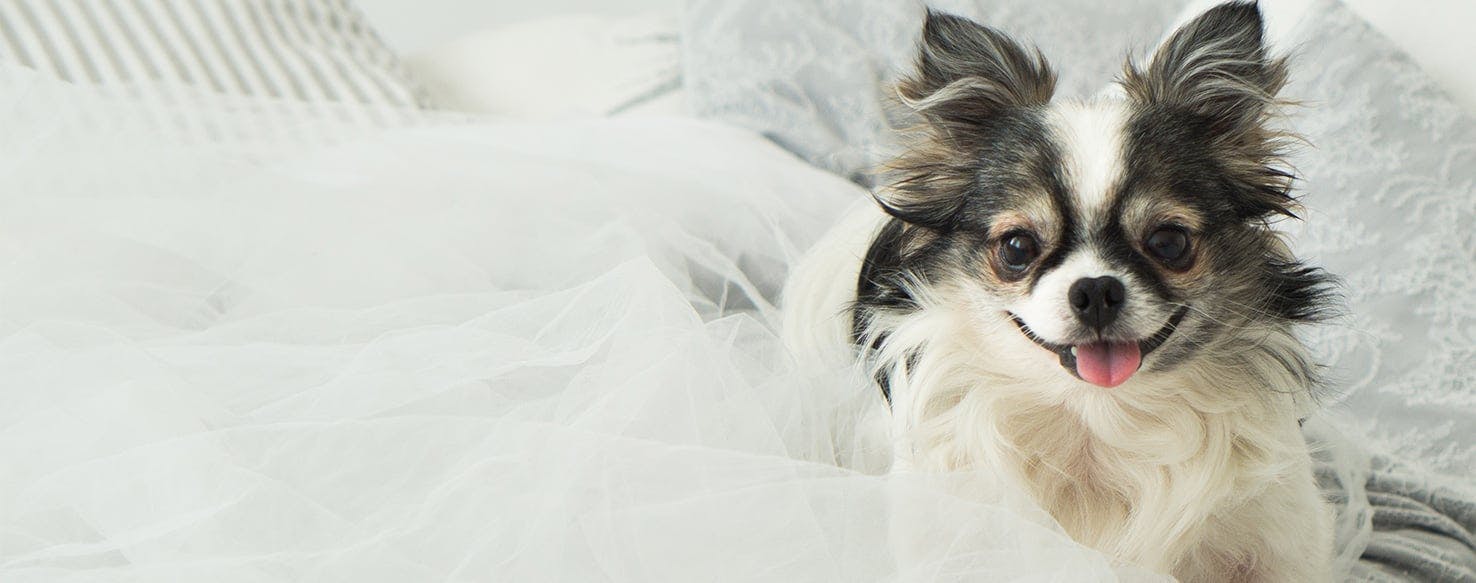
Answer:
0;68;1179;581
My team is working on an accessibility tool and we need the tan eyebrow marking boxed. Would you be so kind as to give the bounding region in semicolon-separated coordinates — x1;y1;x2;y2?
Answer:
1121;195;1205;236
988;192;1061;241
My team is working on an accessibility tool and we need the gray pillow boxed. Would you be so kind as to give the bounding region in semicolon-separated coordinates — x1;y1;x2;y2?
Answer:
681;0;1187;184
1280;2;1476;483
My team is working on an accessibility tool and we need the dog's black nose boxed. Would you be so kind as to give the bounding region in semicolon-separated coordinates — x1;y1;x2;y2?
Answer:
1068;276;1126;333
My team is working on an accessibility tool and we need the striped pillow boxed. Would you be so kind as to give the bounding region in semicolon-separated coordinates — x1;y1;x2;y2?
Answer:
0;0;426;109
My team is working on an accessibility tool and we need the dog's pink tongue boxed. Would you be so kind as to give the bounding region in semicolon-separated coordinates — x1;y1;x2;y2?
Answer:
1074;341;1142;388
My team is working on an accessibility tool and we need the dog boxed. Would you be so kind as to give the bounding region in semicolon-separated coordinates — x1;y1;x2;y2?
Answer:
781;2;1336;580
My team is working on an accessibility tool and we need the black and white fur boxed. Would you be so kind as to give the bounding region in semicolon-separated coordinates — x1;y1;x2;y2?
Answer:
783;3;1336;580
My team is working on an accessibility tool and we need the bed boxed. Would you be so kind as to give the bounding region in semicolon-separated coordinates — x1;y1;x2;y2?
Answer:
1;1;1472;581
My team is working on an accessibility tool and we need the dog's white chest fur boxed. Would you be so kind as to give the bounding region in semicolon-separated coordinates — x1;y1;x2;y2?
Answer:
897;353;1325;579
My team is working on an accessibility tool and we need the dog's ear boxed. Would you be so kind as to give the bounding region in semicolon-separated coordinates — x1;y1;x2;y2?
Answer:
1123;1;1285;138
899;10;1055;121
1123;1;1298;221
880;12;1054;228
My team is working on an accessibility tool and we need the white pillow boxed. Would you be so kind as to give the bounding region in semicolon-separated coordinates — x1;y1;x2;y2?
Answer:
403;13;682;118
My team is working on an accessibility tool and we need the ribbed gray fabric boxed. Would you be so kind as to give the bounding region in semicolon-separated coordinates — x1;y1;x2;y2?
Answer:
0;0;425;108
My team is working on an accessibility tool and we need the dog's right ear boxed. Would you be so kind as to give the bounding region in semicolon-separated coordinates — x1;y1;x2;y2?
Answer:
899;10;1056;119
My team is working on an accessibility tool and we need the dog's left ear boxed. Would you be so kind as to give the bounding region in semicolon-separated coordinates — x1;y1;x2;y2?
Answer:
1123;1;1298;220
1123;1;1286;139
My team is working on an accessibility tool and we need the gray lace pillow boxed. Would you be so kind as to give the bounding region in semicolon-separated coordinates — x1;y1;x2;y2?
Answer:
681;0;1187;184
1279;2;1476;481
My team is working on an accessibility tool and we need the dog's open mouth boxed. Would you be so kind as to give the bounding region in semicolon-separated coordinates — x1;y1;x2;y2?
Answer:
1009;307;1189;388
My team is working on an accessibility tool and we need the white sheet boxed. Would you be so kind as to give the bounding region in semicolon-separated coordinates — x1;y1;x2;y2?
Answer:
0;68;1172;582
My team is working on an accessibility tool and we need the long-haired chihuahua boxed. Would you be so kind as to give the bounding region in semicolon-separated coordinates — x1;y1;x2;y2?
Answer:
784;2;1337;579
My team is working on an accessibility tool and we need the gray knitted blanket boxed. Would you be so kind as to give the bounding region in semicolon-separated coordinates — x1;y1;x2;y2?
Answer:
1325;458;1476;582
1313;425;1476;582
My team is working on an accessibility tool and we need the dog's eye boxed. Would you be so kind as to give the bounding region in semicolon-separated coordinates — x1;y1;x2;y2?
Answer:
1145;226;1191;265
999;233;1040;270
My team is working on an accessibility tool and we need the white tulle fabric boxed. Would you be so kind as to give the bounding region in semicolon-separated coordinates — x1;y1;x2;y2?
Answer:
0;67;1180;582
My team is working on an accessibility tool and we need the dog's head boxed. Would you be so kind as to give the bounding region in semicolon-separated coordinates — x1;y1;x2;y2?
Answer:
873;2;1334;389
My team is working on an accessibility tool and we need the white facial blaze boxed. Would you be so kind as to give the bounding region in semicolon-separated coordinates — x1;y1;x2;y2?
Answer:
1048;101;1130;222
1009;101;1165;343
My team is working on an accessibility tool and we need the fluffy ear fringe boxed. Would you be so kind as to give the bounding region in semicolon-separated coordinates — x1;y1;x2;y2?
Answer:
879;11;1054;228
1122;1;1302;221
898;10;1056;120
1123;1;1285;132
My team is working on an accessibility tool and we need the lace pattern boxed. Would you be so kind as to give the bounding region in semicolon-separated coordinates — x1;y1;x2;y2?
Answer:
1281;2;1476;481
